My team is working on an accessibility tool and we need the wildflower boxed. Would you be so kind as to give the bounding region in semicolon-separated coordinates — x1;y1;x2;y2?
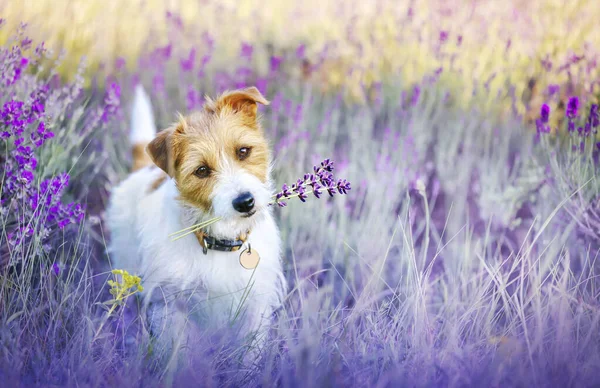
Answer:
180;47;196;72
337;179;351;194
439;31;448;42
272;159;350;206
94;269;143;341
186;87;201;111
296;44;306;59
108;269;144;300
411;86;421;106
100;82;121;123
52;262;60;276
547;84;560;96
297;186;308;202
588;104;599;130
270;56;282;72
115;57;126;70
541;104;550;123
240;42;253;60
566;96;579;119
313;183;322;198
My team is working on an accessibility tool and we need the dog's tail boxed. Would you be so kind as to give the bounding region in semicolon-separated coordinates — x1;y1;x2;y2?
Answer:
130;85;157;171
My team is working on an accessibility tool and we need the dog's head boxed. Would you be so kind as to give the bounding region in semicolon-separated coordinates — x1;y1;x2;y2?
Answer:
146;86;271;228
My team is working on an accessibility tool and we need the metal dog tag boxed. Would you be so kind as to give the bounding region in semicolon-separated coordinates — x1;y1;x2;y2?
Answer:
239;244;260;269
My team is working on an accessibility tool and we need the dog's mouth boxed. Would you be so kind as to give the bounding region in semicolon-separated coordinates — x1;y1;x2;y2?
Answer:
240;209;257;218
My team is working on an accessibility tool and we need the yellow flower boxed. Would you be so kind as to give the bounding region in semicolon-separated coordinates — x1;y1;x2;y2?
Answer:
107;269;143;305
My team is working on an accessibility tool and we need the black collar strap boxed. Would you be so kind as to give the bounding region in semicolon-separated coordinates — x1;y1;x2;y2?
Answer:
195;230;250;255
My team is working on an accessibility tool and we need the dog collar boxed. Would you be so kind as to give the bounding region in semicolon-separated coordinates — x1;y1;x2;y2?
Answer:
194;230;250;255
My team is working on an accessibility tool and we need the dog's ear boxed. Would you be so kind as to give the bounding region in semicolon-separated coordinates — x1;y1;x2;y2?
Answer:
146;124;183;176
207;86;269;119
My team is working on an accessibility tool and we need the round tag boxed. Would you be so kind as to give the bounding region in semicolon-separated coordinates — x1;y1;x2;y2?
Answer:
239;247;260;269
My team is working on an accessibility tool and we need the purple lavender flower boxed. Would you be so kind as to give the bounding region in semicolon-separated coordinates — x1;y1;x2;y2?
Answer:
541;104;550;123
297;186;308;202
180;48;196;72
313;183;322;198
240;42;253;60
337;179;351;194
547;84;560;96
280;184;291;197
186;87;201;111
411;86;421;106
566;96;579;119
296;44;306;59
52;262;60;276
0;31;87;260
100;82;121;123
271;159;350;206
325;182;337;197
115;57;126;71
320;158;334;172
588;104;599;130
270;56;282;72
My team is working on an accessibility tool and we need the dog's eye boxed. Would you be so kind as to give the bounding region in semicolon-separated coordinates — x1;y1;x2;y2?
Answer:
237;147;251;161
194;165;211;178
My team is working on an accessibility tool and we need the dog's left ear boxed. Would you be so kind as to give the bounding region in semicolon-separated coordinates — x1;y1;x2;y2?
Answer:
207;86;269;119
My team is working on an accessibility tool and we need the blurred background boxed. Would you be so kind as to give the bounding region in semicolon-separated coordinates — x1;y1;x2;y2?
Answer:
2;0;599;115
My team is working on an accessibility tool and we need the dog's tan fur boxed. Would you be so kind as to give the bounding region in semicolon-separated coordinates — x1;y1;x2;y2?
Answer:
131;143;153;172
146;87;270;212
147;173;168;193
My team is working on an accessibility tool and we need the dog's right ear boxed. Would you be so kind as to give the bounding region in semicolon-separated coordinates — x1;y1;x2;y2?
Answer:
146;128;173;175
146;124;183;176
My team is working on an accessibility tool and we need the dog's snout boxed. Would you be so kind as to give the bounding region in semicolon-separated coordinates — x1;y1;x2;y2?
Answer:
232;192;255;213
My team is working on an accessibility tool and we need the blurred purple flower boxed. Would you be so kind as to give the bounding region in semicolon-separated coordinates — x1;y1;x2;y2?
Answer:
240;42;253;60
152;74;165;94
52;262;60;276
270;56;282;72
100;83;121;123
411;86;421;106
180;48;196;72
566;96;579;118
541;104;550;124
115;57;126;71
296;44;306;59
186;87;201;111
547;84;560;96
588;104;599;130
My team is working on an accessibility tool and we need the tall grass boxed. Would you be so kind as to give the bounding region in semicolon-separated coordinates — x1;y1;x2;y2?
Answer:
1;9;600;387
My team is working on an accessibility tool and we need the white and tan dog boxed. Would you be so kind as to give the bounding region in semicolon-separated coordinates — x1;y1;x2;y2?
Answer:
106;85;286;353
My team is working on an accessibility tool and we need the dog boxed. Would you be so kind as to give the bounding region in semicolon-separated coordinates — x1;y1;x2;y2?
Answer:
106;85;286;356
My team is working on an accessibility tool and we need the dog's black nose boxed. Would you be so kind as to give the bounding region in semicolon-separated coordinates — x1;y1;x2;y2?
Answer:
232;192;255;213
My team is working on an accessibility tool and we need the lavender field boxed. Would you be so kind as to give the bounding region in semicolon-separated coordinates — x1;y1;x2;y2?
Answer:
1;1;600;387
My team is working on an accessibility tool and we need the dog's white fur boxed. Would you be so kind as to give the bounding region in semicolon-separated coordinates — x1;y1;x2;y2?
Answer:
106;86;285;350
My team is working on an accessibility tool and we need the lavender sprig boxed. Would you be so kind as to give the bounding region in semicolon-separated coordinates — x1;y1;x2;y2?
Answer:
169;159;351;240
272;159;351;207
